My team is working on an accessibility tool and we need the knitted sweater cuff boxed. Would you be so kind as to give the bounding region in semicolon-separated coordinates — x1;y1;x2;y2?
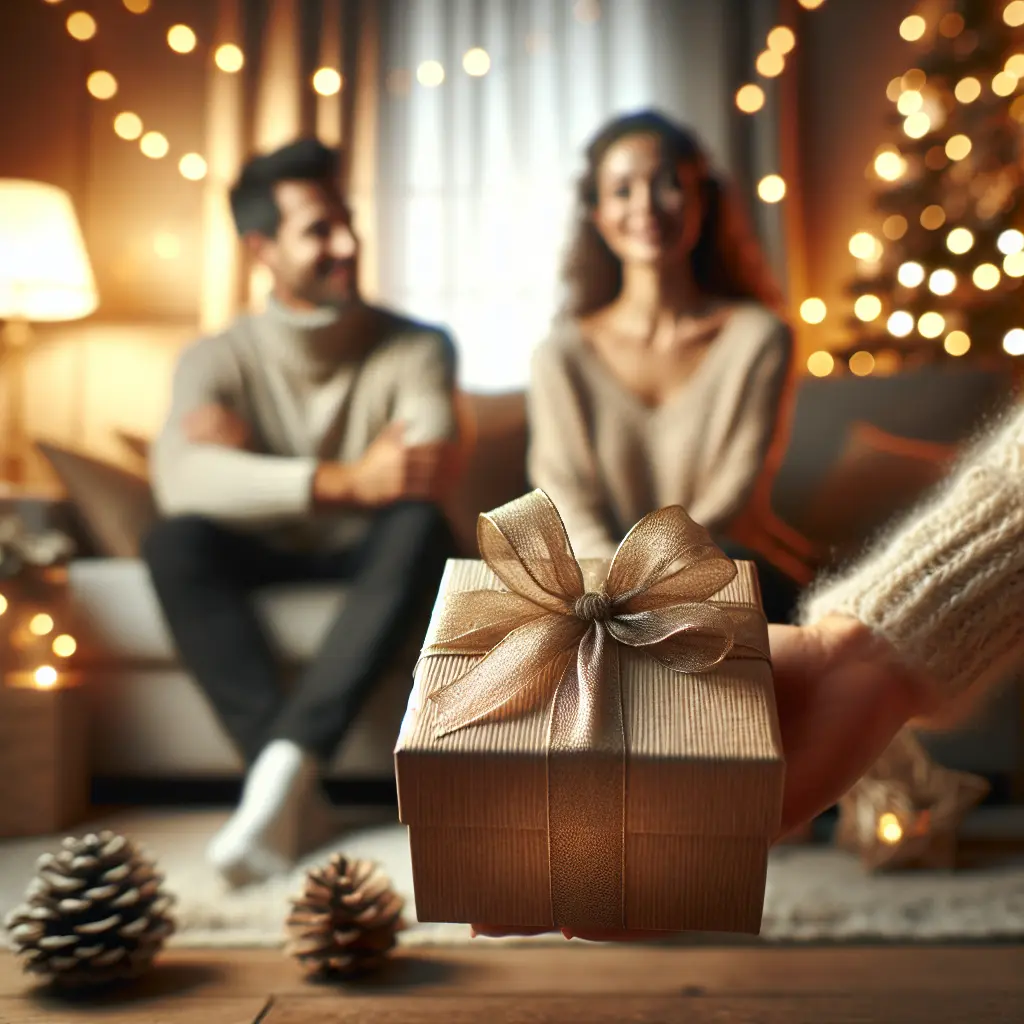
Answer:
799;405;1024;706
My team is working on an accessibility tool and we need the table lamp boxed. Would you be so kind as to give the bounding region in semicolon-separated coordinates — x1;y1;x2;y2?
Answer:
0;179;98;484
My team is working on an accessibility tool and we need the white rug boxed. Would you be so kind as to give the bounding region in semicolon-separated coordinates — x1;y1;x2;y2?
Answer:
3;808;1024;947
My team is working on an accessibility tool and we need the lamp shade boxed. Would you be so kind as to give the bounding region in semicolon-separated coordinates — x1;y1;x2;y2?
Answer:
0;180;98;322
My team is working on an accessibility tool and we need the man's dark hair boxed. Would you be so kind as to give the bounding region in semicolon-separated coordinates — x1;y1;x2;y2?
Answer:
229;139;341;238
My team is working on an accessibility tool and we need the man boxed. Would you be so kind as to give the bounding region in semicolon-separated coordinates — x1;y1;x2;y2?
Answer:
143;139;458;887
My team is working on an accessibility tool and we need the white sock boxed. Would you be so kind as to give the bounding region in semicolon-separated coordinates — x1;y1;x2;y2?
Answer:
207;739;319;888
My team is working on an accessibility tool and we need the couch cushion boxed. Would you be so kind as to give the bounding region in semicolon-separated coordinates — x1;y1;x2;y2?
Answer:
68;558;349;667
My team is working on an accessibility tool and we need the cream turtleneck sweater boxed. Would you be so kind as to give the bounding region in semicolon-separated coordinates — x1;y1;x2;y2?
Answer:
150;298;457;550
800;402;1024;712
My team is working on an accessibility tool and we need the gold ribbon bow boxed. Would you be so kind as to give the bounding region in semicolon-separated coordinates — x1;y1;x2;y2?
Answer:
420;490;770;929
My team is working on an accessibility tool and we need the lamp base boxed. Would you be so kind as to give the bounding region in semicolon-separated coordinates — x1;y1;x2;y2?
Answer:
1;317;32;486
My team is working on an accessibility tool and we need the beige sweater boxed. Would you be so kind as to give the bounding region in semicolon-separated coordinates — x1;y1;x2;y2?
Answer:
527;303;792;557
801;403;1024;711
151;298;457;550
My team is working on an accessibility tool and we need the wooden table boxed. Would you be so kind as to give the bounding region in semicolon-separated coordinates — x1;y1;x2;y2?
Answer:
2;944;1024;1022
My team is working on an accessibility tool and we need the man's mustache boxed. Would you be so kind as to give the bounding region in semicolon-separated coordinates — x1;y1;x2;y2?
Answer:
317;258;356;278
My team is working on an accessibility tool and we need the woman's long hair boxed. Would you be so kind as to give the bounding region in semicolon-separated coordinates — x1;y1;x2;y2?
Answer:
561;110;785;318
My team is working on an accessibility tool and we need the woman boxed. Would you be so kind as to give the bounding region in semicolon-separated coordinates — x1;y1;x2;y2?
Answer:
528;109;800;623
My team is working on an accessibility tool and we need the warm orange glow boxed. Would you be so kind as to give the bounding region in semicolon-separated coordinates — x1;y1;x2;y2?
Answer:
312;67;342;96
903;112;931;138
767;27;796;54
945;134;971;161
1012;96;1024;122
897;262;925;287
944;331;971;356
849;232;882;261
946;227;974;254
973;264;1001;291
757;175;786;203
918;312;946;339
920;205;946;230
954;76;982;103
113;111;143;139
167;24;197;54
998;230;1024;256
1006;54;1024;76
463;47;491;76
123;0;152;12
214;43;245;73
756;50;785;77
854;294;882;321
417;60;445;87
86;71;117;100
806;351;835;377
0;594;7;616
179;153;208;181
797;0;825;8
874;150;906;181
1004;251;1024;278
929;269;957;295
883;215;908;240
939;12;965;37
140;131;169;159
154;233;180;259
1004;329;1024;355
896;90;923;115
902;69;926;91
887;311;914;337
52;634;77;658
29;613;54;637
736;84;765;113
849;351;876;377
1005;1;1024;28
66;12;97;41
992;71;1019;97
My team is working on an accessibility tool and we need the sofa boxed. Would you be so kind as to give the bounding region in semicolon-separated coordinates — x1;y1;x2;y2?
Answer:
33;367;1024;795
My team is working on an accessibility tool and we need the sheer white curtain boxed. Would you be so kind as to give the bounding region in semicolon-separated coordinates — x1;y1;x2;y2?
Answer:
375;0;747;392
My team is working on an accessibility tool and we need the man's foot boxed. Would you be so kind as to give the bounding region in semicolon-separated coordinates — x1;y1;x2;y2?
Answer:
207;739;319;888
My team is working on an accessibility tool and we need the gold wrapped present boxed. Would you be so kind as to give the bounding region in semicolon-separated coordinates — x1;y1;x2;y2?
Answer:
395;491;784;933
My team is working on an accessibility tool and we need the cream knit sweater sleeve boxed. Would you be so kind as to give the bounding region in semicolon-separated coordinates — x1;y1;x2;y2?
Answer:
800;403;1024;710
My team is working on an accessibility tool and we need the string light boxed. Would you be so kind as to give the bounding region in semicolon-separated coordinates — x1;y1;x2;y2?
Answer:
1004;329;1024;355
179;153;208;181
735;84;765;113
899;15;926;42
938;12;965;37
1004;1;1024;29
797;0;825;8
944;331;971;356
312;68;342;95
1012;96;1024;122
928;269;957;295
1006;54;1024;76
896;90;923;115
897;261;925;287
86;70;118;100
877;812;903;844
123;0;151;12
113;111;143;140
0;594;7;615
945;134;971;161
903;112;931;138
34;666;58;689
806;351;835;377
920;205;946;230
886;77;903;102
946;227;974;254
756;50;785;77
849;232;882;261
214;44;244;73
887;311;914;337
66;11;97;40
973;264;1001;291
167;25;197;54
463;47;491;76
800;298;827;324
140;131;169;159
918;312;946;338
417;60;445;87
766;27;796;54
849;351;876;377
883;215;908;240
757;175;786;203
902;69;926;90
873;350;901;376
992;71;1019;97
874;150;906;181
1004;251;1024;277
854;294;882;321
30;613;55;637
925;145;948;171
52;635;77;658
954;76;982;103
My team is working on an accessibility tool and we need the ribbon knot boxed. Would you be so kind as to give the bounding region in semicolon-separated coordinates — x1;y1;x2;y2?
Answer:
574;590;611;622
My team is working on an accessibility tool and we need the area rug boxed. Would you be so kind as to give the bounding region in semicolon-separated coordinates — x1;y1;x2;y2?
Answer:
3;809;1024;947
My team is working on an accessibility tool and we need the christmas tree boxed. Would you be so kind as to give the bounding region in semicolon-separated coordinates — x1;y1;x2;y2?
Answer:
837;0;1024;374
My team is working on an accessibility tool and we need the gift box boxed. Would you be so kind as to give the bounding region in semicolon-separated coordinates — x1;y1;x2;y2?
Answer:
395;491;784;934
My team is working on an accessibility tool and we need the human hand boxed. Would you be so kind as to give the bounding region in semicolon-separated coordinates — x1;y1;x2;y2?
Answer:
472;614;939;943
183;404;252;450
315;422;453;507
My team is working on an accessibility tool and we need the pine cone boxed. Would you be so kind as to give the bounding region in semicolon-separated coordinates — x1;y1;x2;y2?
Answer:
285;854;405;980
3;831;176;989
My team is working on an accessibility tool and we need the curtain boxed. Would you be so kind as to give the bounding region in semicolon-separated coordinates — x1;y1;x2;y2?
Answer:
373;0;783;392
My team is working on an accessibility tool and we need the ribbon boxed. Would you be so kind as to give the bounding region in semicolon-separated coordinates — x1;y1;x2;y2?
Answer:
420;490;771;929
